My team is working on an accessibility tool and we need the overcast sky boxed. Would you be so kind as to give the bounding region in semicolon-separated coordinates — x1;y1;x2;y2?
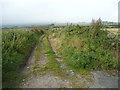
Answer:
1;0;119;25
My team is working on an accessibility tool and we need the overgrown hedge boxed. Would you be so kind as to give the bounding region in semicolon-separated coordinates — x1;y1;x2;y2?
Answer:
2;29;43;88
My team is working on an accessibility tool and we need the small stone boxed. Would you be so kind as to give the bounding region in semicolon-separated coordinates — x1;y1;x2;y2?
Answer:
84;79;87;82
66;69;73;72
107;33;116;39
90;72;93;74
70;72;74;76
60;64;67;69
22;79;25;82
58;55;62;57
56;58;63;62
64;80;67;82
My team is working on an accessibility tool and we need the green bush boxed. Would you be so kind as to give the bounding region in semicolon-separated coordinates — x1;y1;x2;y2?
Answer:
63;46;118;70
50;19;118;70
2;29;43;88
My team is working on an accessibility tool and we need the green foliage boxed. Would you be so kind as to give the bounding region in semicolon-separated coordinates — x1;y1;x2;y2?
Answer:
2;29;43;88
63;46;117;69
48;19;118;70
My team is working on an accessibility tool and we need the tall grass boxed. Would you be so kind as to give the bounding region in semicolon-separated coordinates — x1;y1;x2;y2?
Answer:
2;29;43;88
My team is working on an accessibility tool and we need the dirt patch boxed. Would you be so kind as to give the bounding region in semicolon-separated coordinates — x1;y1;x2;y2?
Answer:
20;73;71;88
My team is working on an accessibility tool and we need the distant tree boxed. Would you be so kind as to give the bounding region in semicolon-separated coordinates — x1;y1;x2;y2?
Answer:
76;24;81;29
50;24;55;26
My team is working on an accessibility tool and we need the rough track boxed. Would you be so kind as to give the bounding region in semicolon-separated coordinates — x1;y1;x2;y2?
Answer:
19;36;119;88
19;37;71;88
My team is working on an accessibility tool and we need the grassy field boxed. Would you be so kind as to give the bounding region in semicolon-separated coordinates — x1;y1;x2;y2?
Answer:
106;28;119;35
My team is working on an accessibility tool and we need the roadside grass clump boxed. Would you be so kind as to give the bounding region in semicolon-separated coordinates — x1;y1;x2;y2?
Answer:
2;29;43;88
